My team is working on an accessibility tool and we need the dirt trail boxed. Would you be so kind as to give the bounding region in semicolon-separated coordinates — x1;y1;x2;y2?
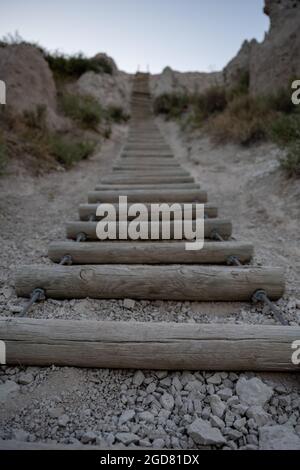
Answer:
0;120;299;449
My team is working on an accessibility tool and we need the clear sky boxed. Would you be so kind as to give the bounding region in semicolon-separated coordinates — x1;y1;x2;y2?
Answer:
1;0;269;73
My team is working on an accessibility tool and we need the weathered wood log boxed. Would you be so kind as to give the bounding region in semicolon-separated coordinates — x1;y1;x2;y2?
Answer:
1;317;296;371
79;202;216;220
15;265;284;301
66;219;232;240
122;152;174;158
117;158;179;166
113;163;182;169
48;240;253;264
88;189;208;203
110;169;190;176
95;183;201;190
100;176;195;184
124;145;171;151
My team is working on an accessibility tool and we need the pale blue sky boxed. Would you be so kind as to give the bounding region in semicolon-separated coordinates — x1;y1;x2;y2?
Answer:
1;0;269;73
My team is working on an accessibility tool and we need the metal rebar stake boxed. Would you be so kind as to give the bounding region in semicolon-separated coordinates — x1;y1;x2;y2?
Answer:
20;288;45;317
252;289;289;326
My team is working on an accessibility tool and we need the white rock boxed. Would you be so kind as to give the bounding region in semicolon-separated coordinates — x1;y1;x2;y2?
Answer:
18;373;34;385
132;370;145;387
188;418;226;445
246;406;272;426
207;373;222;385
58;414;69;427
81;431;97;444
119;409;135;425
210;415;225;429
12;430;30;442
236;377;273;406
152;438;165;449
209;395;226;418
259;425;300;450
139;411;155;423
116;432;139;445
217;388;233;401
0;380;19;403
160;393;174;411
123;298;135;309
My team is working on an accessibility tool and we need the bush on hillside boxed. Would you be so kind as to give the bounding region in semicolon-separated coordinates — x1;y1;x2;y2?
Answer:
60;93;103;129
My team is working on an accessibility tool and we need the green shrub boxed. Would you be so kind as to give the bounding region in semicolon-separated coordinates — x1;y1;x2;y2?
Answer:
194;87;227;118
0;140;7;174
107;105;129;123
44;52;113;79
60;93;103;129
48;135;96;167
208;95;271;145
280;140;300;177
270;114;300;145
154;93;190;119
23;104;47;130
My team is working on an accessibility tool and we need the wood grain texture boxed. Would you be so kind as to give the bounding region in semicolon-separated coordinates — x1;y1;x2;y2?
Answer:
48;240;254;264
79;203;218;220
100;176;195;184
95;183;201;190
1;317;297;371
88;189;208;203
65;219;232;240
15;265;284;301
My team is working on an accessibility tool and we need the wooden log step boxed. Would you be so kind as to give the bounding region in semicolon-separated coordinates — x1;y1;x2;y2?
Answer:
95;184;200;190
88;189;207;203
79;203;218;220
100;176;195;184
1;317;297;371
110;168;189;176
122;152;174;158
117;158;180;166
15;264;284;301
48;240;253;265
65;219;232;240
124;145;171;151
113;163;182;169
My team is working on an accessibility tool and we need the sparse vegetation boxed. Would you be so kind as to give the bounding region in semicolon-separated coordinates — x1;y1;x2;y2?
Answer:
280;141;300;177
60;93;103;130
0;138;7;174
107;105;130;123
154;93;190;119
44;52;113;80
48;135;96;168
154;77;300;176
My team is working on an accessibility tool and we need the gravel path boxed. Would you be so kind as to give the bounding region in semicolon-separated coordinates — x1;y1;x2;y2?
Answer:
0;121;299;450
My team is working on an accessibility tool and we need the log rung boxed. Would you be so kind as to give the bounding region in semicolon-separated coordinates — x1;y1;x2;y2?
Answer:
88;189;208;203
1;318;297;371
48;240;254;265
65;219;232;240
79;203;218;220
15;265;284;301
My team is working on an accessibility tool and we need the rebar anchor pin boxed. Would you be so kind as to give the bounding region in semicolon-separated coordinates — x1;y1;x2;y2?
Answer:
252;289;289;326
20;288;45;317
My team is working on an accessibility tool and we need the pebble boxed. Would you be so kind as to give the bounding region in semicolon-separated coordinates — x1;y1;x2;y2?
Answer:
115;432;140;445
132;371;145;387
81;431;97;444
119;410;135;425
18;373;34;385
188;418;226;446
209;395;226;418
58;414;69;427
123;299;135;309
236;377;273;406
160;393;174;411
